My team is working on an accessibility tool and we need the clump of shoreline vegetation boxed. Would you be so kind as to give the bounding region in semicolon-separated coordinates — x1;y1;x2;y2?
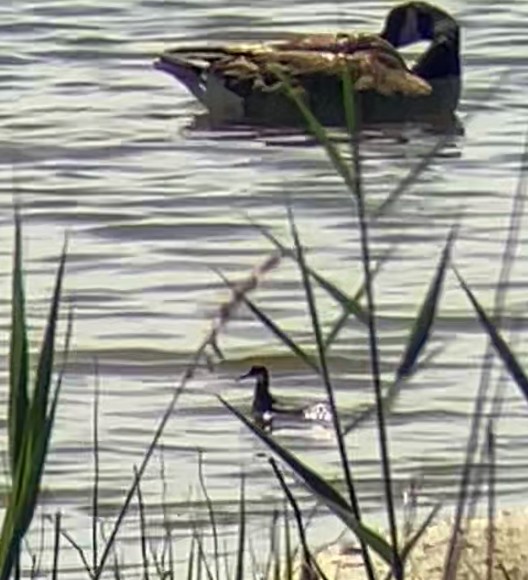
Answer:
3;81;528;579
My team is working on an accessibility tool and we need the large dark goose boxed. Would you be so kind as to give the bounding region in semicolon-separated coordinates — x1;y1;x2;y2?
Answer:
154;2;460;126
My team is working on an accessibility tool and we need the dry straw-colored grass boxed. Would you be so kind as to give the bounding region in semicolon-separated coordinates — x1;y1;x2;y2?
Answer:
299;508;528;580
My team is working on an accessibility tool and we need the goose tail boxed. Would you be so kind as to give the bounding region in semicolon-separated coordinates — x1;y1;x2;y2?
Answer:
154;49;212;104
154;47;246;120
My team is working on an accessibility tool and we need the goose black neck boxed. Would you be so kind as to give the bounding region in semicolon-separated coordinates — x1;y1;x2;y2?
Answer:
252;372;274;415
380;2;460;80
414;6;460;79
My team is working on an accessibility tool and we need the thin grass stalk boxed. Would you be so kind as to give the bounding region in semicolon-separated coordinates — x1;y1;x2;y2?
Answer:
370;71;510;224
149;541;163;580
134;466;149;580
197;451;219;580
324;247;395;351
186;535;196;580
92;360;100;573
372;71;510;227
371;136;453;221
342;74;400;576
111;546;121;580
397;501;442;576
450;438;489;579
28;551;36;580
221;397;394;564
194;527;214;580
442;329;494;579
288;501;321;564
283;499;293;580
196;531;204;580
166;525;175;580
245;214;369;329
447;263;528;576
32;512;45;579
247;538;259;580
263;513;275;580
222;539;230;580
445;130;528;578
51;512;61;580
92;266;237;579
273;511;281;580
286;204;376;579
214;267;319;375
235;474;245;580
270;509;281;580
159;448;175;580
498;561;513;580
57;527;92;575
466;431;489;525
491;132;528;415
269;459;329;580
23;535;36;580
93;374;190;577
486;421;496;580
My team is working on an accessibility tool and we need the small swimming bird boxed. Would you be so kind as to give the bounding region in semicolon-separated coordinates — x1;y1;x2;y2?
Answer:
238;365;333;424
154;2;460;126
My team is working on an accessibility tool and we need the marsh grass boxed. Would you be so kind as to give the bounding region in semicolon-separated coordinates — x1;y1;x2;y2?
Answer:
219;79;528;579
5;83;528;580
0;210;70;580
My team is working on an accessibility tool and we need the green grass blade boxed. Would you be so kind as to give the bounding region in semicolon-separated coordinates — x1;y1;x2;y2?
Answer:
0;232;68;580
270;66;357;196
48;305;73;427
325;246;395;351
246;216;368;326
31;238;67;428
220;397;394;565
371;138;449;221
8;210;29;477
397;226;456;380
342;65;357;139
269;459;329;580
455;268;528;404
342;59;400;573
286;205;376;578
17;242;68;537
215;268;320;374
307;267;368;325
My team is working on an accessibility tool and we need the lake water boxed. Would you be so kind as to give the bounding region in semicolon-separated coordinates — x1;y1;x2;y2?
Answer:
1;0;528;577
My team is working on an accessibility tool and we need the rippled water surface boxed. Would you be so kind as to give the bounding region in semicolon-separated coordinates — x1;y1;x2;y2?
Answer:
2;0;528;576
